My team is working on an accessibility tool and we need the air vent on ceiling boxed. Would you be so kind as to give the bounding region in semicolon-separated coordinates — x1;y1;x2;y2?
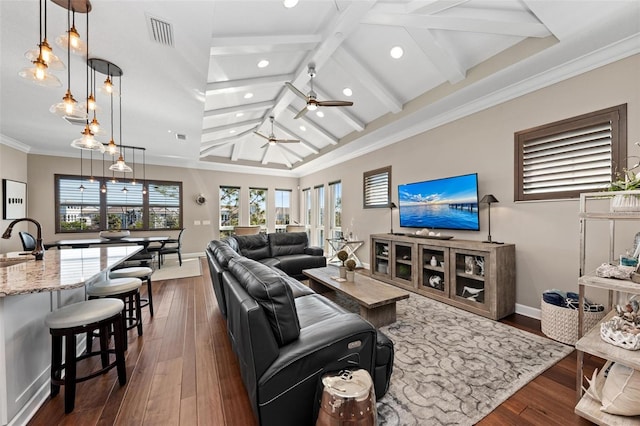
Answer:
146;14;174;47
175;133;187;141
63;116;87;126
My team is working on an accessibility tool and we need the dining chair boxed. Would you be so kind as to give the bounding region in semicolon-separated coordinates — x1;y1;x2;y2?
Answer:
18;231;36;251
233;225;261;235
157;228;185;268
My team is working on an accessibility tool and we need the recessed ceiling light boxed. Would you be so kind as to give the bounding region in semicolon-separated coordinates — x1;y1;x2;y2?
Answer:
299;125;306;131
236;112;244;117
342;87;353;97
229;129;236;134
390;46;404;59
244;92;253;99
283;0;298;8
257;59;269;68
316;111;324;118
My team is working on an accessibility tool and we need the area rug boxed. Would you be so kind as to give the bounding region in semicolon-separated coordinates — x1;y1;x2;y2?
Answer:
151;256;202;281
372;295;573;425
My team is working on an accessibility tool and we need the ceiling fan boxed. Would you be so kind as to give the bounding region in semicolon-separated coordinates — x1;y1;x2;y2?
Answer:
254;116;300;148
285;65;353;119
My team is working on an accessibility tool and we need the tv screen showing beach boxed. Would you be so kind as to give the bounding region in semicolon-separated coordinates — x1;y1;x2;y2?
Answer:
398;173;480;231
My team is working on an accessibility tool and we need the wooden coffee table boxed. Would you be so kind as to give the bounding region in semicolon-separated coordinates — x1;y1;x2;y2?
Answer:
303;266;410;327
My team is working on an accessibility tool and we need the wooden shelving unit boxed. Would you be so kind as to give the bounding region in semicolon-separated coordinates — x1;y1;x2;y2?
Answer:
575;191;640;425
370;234;515;320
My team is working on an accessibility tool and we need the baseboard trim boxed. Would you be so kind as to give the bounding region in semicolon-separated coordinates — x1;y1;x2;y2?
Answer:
516;303;541;320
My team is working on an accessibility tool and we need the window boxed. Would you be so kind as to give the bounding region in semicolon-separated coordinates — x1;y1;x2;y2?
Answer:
303;188;311;227
220;186;240;238
249;187;267;230
274;189;291;232
148;182;181;229
329;181;342;239
515;104;627;201
315;185;324;247
55;175;182;233
363;166;391;208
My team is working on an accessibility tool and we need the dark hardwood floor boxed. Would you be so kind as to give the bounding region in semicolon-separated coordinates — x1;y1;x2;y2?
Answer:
28;258;602;425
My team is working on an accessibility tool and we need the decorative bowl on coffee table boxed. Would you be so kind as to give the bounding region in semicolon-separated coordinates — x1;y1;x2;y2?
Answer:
99;230;130;240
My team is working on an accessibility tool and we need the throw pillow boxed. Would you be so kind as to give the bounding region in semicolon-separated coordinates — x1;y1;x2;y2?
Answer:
601;362;640;416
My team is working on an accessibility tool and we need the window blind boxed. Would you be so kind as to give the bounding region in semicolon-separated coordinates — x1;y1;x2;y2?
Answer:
363;167;391;208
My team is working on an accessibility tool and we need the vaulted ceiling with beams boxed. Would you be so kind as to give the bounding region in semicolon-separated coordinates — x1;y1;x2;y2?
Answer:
200;0;639;173
1;1;638;177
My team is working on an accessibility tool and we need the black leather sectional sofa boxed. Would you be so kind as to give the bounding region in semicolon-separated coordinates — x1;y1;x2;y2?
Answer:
206;232;394;426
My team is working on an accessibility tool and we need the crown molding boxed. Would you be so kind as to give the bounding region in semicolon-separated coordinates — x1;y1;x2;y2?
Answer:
0;134;31;153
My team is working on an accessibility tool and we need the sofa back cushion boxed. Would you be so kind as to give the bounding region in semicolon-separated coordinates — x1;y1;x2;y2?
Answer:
229;234;271;260
269;231;308;257
210;240;240;268
228;257;301;346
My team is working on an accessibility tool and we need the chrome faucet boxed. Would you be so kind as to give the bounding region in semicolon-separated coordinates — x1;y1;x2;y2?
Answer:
2;218;45;260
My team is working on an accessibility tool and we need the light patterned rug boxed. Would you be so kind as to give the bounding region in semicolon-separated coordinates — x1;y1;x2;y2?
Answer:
318;290;573;425
373;295;573;425
152;256;202;281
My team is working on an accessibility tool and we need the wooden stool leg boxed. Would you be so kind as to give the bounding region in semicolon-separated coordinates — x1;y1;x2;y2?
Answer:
146;277;154;317
63;333;77;413
135;291;143;336
50;335;62;397
99;323;110;368
113;313;127;386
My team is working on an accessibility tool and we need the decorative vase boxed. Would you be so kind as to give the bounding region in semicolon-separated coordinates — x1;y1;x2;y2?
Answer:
430;256;438;267
346;270;355;282
611;194;640;212
339;266;347;279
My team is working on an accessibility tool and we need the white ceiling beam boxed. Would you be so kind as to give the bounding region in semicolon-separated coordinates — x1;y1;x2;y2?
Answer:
362;13;550;38
202;118;261;135
286;105;339;145
270;1;377;119
274;122;320;154
200;140;236;157
211;34;321;55
405;0;469;14
332;47;403;113
260;145;271;165
407;27;466;84
312;82;365;131
200;127;255;147
277;145;302;164
203;101;274;118
206;74;293;94
231;140;243;162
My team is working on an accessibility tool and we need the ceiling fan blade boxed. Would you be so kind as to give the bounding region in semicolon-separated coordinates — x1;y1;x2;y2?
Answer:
254;131;270;140
260;142;270;149
285;82;308;101
276;139;300;144
317;100;354;107
294;106;308;119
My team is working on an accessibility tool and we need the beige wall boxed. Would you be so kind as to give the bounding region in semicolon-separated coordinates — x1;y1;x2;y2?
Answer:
26;156;299;255
0;143;28;253
300;54;640;309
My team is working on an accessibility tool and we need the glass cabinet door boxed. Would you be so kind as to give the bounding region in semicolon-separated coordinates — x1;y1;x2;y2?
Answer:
450;249;489;311
418;245;449;296
392;242;414;285
372;239;391;278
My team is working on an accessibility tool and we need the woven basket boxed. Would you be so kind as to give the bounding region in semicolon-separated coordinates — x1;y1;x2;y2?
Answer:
540;298;606;345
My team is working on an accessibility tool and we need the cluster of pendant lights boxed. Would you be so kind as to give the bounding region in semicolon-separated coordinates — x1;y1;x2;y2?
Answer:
19;0;145;194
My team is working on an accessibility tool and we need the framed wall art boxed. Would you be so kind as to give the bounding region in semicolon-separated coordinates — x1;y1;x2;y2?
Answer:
2;179;27;220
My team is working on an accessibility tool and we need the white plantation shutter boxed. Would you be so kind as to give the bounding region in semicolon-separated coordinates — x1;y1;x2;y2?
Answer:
364;166;391;208
515;105;626;201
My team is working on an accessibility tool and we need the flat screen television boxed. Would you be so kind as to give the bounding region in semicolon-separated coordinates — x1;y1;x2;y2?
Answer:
398;173;480;231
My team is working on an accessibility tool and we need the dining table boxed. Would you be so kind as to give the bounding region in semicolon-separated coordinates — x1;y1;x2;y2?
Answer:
44;236;169;250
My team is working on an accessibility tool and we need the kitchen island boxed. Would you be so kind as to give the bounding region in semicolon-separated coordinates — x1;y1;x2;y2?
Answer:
0;246;141;425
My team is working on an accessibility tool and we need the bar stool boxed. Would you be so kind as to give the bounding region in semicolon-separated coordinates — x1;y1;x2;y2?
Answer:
87;277;143;350
110;266;154;316
44;298;127;413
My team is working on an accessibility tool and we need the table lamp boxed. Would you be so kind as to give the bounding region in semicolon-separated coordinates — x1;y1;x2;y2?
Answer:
389;202;400;235
480;194;499;243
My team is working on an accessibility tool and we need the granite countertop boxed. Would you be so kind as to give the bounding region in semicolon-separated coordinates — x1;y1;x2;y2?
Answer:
0;246;142;297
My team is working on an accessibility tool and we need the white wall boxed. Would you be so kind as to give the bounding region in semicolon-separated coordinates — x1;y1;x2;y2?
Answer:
0;141;29;253
299;54;640;309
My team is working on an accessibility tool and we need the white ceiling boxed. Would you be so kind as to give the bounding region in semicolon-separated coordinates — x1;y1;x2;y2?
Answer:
1;1;639;177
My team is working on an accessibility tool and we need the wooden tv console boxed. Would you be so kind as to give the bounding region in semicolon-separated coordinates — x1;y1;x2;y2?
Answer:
370;233;516;320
